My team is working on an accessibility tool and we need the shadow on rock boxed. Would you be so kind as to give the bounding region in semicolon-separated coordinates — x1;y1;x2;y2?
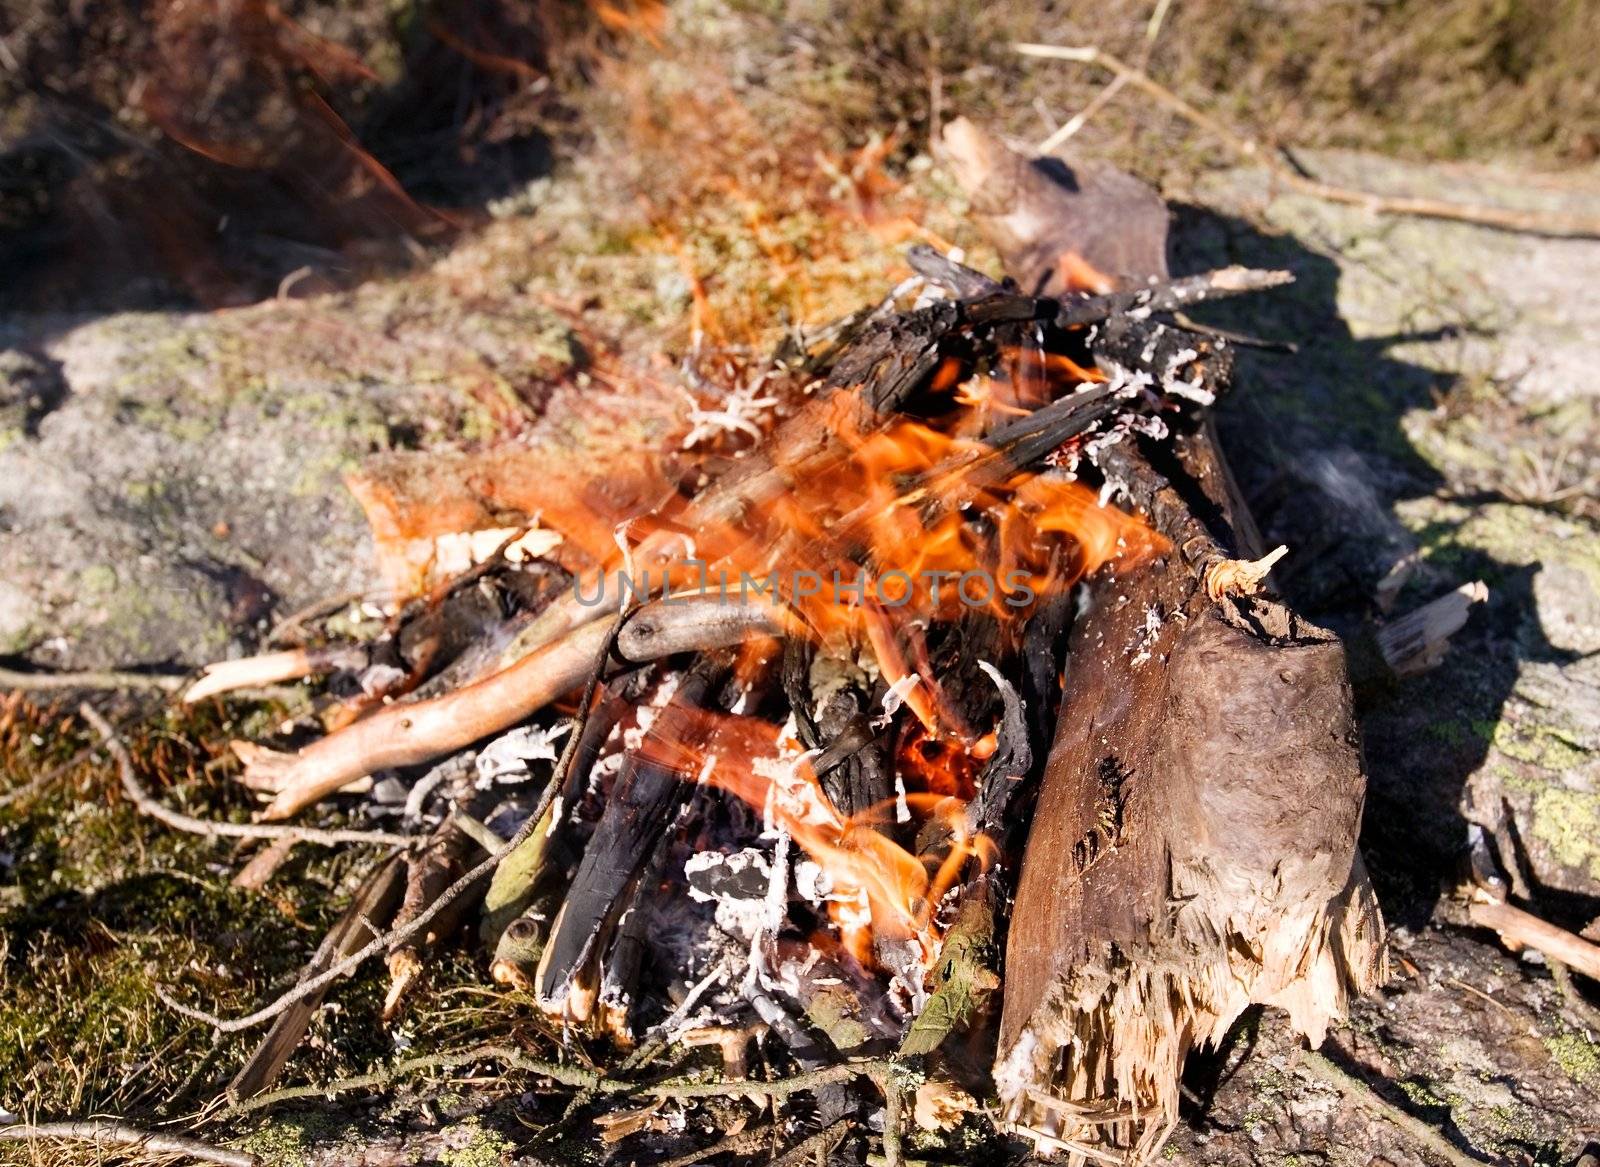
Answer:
1170;205;1581;930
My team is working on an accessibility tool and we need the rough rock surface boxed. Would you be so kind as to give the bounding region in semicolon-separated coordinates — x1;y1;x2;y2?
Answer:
0;261;603;671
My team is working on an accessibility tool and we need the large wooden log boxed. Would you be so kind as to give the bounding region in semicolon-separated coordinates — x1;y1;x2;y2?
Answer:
943;119;1387;1161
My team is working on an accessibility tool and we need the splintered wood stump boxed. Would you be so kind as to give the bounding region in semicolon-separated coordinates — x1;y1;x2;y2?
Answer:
943;119;1388;1160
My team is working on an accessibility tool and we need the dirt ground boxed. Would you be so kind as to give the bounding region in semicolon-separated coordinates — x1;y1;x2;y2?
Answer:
2;2;1598;1165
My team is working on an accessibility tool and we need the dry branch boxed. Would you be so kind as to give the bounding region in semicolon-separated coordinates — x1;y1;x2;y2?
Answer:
237;615;620;819
0;665;185;693
159;616;619;1034
1015;43;1600;239
1467;897;1600;983
1053;266;1293;327
0;1120;256;1167
78;704;416;849
231;854;407;1099
184;646;366;703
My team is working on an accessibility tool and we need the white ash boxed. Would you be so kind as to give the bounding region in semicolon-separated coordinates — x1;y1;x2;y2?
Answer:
403;754;474;824
474;721;571;788
684;847;775;937
621;673;681;754
651;957;735;1045
1164;346;1199;377
1103;361;1154;399
1131;412;1170;442
1129;603;1166;667
793;858;832;905
678;370;780;449
764;947;821;1000
807;651;871;712
743;825;791;993
369;775;410;806
751;750;840;834
1164;376;1215;406
875;673;923;727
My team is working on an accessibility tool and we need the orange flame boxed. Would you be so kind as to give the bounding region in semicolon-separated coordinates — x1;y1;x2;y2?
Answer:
599;384;1164;736
638;707;994;967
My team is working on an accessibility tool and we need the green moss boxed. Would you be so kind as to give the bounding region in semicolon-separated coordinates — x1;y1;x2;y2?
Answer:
78;563;118;595
1394;1077;1452;1110
1530;788;1600;879
231;1120;312;1167
439;1118;512;1167
1492;720;1589;773
1543;1032;1600;1084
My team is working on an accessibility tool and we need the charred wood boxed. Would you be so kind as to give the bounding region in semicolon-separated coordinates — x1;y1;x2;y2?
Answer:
535;661;726;1018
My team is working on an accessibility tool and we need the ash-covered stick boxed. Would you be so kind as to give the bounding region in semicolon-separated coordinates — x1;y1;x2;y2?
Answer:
597;825;680;1040
930;383;1118;489
482;685;635;958
1055;266;1293;327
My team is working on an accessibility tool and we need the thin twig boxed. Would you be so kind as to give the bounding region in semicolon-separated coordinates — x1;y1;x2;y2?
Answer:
0;1119;256;1167
223;1041;895;1117
1035;0;1170;154
1016;43;1600;238
220;1044;599;1117
0;664;185;692
1298;1050;1490;1167
1487;812;1600;1030
79;703;416;849
1467;897;1600;982
1054;265;1294;327
1035;74;1126;155
655;1123;773;1167
155;614;625;1033
880;1068;906;1167
769;1118;853;1167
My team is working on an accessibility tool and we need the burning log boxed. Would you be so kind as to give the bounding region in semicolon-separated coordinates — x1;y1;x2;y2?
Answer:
939;120;1388;1161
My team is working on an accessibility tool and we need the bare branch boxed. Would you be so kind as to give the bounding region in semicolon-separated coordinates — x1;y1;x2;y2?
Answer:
153;615;623;1033
0;665;184;693
78;703;415;849
0;1119;256;1167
